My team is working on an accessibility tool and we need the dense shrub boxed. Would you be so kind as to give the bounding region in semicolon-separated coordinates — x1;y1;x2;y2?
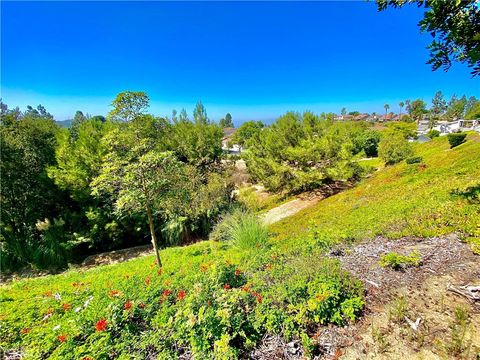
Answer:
427;129;440;138
244;112;365;193
406;156;423;164
447;132;467;148
359;130;381;157
378;133;414;165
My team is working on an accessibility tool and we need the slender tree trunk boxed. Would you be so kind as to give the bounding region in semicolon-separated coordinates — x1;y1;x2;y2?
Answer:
146;205;162;267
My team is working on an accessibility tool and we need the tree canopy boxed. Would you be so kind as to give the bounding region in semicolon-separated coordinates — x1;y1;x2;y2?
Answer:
377;0;480;76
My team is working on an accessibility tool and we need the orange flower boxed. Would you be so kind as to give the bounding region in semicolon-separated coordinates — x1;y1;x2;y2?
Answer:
95;319;108;332
177;289;186;301
139;303;145;309
241;285;251;292
124;301;132;311
44;290;53;297
223;284;231;290
200;263;208;272
235;269;242;276
163;279;171;286
46;308;54;315
251;291;262;303
20;328;31;334
61;303;71;311
157;268;163;276
81;357;92;360
144;277;151;286
108;290;122;298
72;282;78;287
58;334;67;342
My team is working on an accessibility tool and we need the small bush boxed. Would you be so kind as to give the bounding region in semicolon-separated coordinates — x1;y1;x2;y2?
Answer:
447;133;467;148
378;133;414;165
406;156;423;164
427;129;440;138
379;250;421;270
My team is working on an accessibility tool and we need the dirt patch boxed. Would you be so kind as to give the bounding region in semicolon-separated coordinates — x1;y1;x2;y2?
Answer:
81;244;153;267
261;198;320;225
306;234;480;359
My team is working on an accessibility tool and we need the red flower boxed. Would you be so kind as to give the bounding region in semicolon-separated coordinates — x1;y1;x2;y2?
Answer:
61;303;71;311
81;357;92;360
235;269;242;276
124;300;132;311
251;291;262;303
20;328;31;334
139;303;145;309
145;276;151;286
223;284;231;290
162;289;172;297
177;289;186;301
58;334;67;342
95;319;108;332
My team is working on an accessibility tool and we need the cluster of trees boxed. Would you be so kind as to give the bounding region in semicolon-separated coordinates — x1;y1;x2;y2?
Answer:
1;92;234;271
242;112;380;193
399;92;478;124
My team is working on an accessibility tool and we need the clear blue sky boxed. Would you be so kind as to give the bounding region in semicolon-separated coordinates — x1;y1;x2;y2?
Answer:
1;1;478;124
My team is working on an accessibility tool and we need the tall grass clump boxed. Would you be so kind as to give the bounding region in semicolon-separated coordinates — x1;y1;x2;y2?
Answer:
231;212;269;249
211;208;269;250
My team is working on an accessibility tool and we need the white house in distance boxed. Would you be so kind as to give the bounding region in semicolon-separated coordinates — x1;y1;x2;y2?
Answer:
417;119;480;136
221;127;242;154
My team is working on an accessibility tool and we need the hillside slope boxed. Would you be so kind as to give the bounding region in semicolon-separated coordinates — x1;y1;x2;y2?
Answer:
1;134;479;359
271;133;480;253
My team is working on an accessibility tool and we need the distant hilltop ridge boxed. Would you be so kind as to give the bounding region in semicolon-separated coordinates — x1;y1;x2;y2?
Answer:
55;119;72;128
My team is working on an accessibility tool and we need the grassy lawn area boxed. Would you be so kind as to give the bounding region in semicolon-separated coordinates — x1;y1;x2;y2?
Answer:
1;133;479;359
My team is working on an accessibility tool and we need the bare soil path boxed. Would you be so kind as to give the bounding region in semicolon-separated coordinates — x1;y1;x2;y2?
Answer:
260;197;320;225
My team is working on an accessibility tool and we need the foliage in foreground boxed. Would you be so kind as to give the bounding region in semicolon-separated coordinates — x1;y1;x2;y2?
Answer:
0;240;363;359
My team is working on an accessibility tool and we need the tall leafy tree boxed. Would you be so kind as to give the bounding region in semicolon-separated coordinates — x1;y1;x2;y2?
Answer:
219;113;234;128
1;104;65;270
193;101;208;125
92;148;188;267
410;99;427;123
431;91;447;118
377;0;480;76
108;91;150;122
384;104;390;119
70;110;88;140
399;101;405;117
445;95;467;120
